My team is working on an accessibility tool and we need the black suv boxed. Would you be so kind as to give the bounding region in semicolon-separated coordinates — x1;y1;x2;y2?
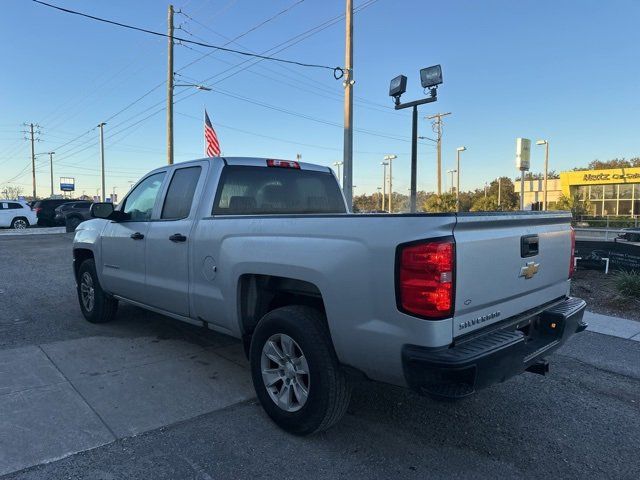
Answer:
33;199;80;226
54;201;91;226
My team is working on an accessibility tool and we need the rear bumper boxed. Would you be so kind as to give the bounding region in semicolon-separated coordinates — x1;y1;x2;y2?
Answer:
402;297;587;399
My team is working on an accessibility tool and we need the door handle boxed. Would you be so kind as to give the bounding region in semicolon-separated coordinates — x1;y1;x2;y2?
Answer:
169;233;187;243
130;232;144;240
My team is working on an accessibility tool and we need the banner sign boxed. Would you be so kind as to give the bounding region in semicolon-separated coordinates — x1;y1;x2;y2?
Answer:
575;240;640;271
60;177;75;192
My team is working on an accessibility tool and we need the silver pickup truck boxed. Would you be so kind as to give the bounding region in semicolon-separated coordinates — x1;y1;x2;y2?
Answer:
72;157;586;435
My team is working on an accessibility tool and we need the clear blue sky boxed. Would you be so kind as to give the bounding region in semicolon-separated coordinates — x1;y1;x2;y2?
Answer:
1;0;639;198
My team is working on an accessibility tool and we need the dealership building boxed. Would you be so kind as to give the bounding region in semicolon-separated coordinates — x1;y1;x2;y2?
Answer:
515;167;640;215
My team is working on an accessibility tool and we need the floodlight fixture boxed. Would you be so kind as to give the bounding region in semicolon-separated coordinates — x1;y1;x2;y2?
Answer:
420;64;443;89
389;75;407;99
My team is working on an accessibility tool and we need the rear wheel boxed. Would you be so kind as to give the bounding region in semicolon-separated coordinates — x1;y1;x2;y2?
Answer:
249;305;351;435
77;259;118;323
10;217;28;229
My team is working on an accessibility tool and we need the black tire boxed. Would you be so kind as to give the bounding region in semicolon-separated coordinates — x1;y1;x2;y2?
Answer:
10;217;29;229
249;305;351;435
77;259;118;323
66;216;82;233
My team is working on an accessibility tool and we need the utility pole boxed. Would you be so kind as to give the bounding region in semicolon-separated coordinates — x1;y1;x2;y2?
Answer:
536;140;550;210
426;112;451;196
381;161;388;212
98;123;106;202
167;4;174;165
342;0;354;210
384;154;397;212
497;178;502;208
377;187;382;210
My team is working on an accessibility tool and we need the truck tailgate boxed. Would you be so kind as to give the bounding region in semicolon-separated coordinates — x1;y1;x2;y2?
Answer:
452;212;572;337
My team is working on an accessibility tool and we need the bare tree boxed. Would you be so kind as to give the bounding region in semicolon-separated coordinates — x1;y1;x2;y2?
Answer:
1;184;23;200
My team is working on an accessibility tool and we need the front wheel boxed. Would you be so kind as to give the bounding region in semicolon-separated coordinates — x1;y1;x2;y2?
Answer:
10;217;28;229
249;305;351;435
77;259;118;323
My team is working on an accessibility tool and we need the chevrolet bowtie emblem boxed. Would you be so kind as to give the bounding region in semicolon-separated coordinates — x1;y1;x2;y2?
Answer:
519;261;540;279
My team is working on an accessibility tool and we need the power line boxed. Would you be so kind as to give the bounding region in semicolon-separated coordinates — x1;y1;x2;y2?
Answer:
33;0;345;77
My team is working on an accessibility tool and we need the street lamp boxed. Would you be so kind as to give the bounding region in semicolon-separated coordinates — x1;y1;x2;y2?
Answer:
381;161;389;212
456;146;466;211
333;161;344;187
35;151;55;197
168;77;211;165
446;169;457;194
384;154;397;212
376;187;382;211
388;64;442;212
536;140;550;210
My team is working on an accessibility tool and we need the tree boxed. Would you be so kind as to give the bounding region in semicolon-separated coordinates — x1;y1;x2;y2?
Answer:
470;195;499;212
586;157;640;170
353;193;380;213
550;194;591;220
422;192;457;213
488;177;518;210
1;185;23;200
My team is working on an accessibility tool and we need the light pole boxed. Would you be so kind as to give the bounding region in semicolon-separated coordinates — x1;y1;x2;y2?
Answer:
98;122;106;201
381;161;389;212
376;187;382;210
384;154;397;212
388;65;443;212
446;169;457;194
497;177;502;208
456;146;466;211
35;152;56;197
536;140;549;210
333;161;343;188
168;76;212;165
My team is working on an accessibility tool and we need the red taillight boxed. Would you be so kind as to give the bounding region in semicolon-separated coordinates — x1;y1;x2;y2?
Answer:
569;227;576;279
397;239;455;319
266;159;300;169
34;207;42;214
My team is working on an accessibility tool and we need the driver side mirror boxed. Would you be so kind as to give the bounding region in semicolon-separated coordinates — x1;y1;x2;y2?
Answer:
90;202;114;219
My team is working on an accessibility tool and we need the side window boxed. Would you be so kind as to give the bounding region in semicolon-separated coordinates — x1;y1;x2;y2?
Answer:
122;172;166;221
8;203;22;209
161;166;202;220
0;203;7;210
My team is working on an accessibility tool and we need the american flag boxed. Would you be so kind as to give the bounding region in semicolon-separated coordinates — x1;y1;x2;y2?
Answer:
204;109;221;157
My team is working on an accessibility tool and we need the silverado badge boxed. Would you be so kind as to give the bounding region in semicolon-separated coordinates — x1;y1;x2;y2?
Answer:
519;261;540;279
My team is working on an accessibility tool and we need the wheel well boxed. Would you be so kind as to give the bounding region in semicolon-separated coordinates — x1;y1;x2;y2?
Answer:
238;274;327;345
12;216;28;223
73;249;94;281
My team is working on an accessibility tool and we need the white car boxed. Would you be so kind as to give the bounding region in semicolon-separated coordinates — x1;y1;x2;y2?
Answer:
0;200;37;229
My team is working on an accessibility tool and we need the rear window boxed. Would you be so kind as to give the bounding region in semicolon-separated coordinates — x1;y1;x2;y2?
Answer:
213;165;345;215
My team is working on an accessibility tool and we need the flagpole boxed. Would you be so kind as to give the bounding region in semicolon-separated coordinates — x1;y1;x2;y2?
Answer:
203;107;206;157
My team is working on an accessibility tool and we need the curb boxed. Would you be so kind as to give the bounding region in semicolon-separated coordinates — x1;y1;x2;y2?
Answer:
0;227;67;236
584;311;640;342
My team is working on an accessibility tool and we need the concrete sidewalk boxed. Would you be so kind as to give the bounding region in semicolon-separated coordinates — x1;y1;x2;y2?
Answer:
584;310;640;341
0;336;252;476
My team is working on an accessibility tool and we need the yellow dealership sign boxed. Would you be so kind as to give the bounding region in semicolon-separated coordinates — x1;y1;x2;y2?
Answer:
560;167;640;195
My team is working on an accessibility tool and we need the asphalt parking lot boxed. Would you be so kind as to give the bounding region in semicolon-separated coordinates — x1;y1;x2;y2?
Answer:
1;234;639;479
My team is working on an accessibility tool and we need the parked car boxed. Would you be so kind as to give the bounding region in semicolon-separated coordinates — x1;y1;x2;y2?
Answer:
33;198;79;226
618;227;640;242
72;157;587;435
0;200;37;229
53;201;91;229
